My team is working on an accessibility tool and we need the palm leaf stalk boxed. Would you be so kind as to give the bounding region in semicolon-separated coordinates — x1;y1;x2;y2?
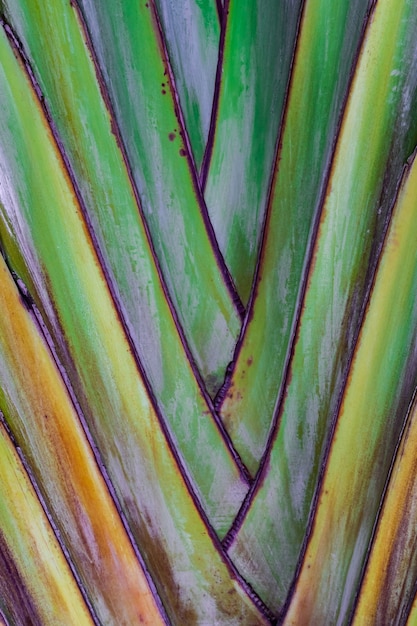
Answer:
0;0;417;624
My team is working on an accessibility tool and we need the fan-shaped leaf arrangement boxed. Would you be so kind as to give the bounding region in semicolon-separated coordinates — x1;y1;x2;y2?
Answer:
0;0;417;624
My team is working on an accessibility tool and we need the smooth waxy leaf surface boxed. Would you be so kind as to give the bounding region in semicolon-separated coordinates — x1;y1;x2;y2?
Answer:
77;0;242;397
0;25;268;625
202;0;303;303
408;592;417;625
218;0;373;475
0;15;247;538
1;0;248;531
0;0;417;622
284;146;417;625
227;0;417;611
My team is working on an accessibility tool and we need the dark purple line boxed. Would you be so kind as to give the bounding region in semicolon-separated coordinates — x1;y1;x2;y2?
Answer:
10;7;244;499
200;0;229;191
215;0;223;23
73;0;248;481
406;579;417;626
222;0;376;548
2;17;263;618
150;0;244;317
277;4;388;618
214;0;306;411
280;172;404;625
150;0;200;182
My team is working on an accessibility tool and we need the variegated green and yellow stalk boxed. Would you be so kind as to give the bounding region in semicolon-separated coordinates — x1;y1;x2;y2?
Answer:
0;0;417;624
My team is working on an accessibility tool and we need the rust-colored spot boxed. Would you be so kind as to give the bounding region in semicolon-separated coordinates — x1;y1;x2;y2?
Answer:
179;148;186;157
168;133;175;141
247;356;253;366
161;89;166;95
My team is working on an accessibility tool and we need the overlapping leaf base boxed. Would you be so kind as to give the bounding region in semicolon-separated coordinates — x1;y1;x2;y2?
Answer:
0;0;417;624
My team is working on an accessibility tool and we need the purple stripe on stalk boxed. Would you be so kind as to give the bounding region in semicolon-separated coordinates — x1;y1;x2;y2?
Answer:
150;0;244;317
220;0;378;536
74;0;249;479
2;17;266;618
200;0;229;192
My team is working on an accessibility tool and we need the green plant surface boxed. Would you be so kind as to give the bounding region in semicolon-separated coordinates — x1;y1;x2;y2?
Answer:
284;146;417;624
0;13;248;538
408;594;417;626
2;0;241;400
76;0;242;396
0;0;247;521
0;0;417;623
202;0;302;303
0;25;267;624
227;0;417;611
154;0;220;169
218;0;372;474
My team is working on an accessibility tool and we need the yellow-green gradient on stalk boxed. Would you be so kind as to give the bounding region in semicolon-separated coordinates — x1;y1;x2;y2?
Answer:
228;0;417;612
285;147;417;624
0;253;166;624
0;422;94;625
